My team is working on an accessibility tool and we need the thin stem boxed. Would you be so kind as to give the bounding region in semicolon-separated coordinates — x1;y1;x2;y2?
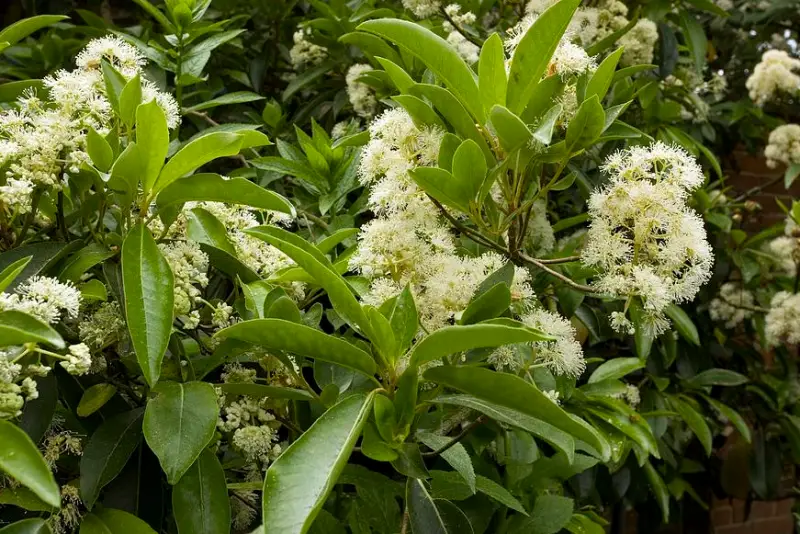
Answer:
733;174;783;203
517;251;598;293
440;8;483;48
421;416;487;458
533;255;582;265
429;197;506;253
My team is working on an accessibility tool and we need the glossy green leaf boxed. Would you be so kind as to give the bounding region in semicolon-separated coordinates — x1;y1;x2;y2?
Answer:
418;432;475;492
121;224;174;386
629;300;654;359
406;479;448;534
687;369;749;388
386;286;419;353
0;421;60;508
490;105;532;152
585;47;624;103
513;494;574;534
185;91;265;112
565;95;605;153
0;256;31;293
452;139;488;200
136;100;169;195
679;12;707;72
80;508;157;533
424;367;609;460
173;449;231;534
59;243;115;283
671;397;712;456
157;174;293;214
506;0;581;113
0;519;51;534
532;104;562;145
458;283;511;325
376;56;415;93
643;461;670;523
0;311;64;349
663;304;700;345
358;19;484;122
80;408;144;509
0;15;68;46
392;95;446;129
702;395;751;443
216;319;377;377
86;127;114;172
185;207;237;256
476;476;527;514
410;320;552;367
340;32;402;67
119;74;142;129
143;381;218;484
408;167;469;213
154;133;243;194
262;393;375;534
588;358;643;384
479;33;507;113
217;382;314;401
77;384;117;417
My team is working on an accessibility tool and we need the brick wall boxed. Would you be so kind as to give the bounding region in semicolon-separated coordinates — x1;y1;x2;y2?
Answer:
710;497;795;534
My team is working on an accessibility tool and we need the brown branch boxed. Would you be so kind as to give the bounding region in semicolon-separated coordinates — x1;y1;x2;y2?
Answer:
421;416;487;458
517;251;599;293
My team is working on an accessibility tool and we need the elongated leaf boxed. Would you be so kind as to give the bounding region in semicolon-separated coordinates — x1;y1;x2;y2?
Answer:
0;311;64;349
340;32;402;67
687;369;748;387
532;104;562;145
185;91;265;112
154;133;243;194
643;461;670;523
136;100;169;195
173;449;230;534
417;432;475;492
143;381;218;484
393;95;446;129
671;397;712;456
218;383;314;401
86;127;113;172
121;224;174;386
119;74;142;129
157;174;293;214
479;33;507;113
434;394;575;463
0;256;31;292
513;494;574;534
409;167;469;213
663;304;700;346
80;408;144;509
77;384;117;417
358;19;484;122
585;47;624;102
565;95;605;152
410;321;552;367
701;395;751;443
458;283;510;325
59;243;115;283
0;242;70;292
262;393;375;534
424;367;609;460
0;421;60;508
588;358;643;384
186;207;237;256
0;15;67;46
80;508;157;533
490;105;532;152
476;476;527;514
216;319;376;377
407;479;447;534
0;519;51;534
506;0;581;113
377;57;415;93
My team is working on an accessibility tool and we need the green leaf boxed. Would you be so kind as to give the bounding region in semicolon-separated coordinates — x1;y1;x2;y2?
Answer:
643;461;670;523
513;494;574;534
629;300;654;359
0;311;64;349
143;381;218;484
479;33;507;113
417;432;475;492
157;173;294;214
339;32;403;67
153;132;243;195
376;56;415;93
701;395;751;443
0;15;67;46
77;384;117;417
670;397;712;456
0;485;55;512
588;358;643;384
531;104;562;145
282;61;337;102
679;12;707;72
585;47;624;102
490;105;532;152
406;479;451;534
80;409;144;509
262;393;375;534
119;74;142;129
172;449;231;534
458;283;511;325
392;95;446;129
686;369;749;388
186;207;237;256
317;229;359;254
86;127;114;172
0;80;43;103
663;304;700;346
121;224;174;386
59;243;115;283
506;0;581;113
785;163;800;188
433;394;575;463
424;367;609;460
0;519;51;534
80;508;157;533
410;320;552;367
108;142;141;205
475;476;527;514
218;383;315;401
0;256;31;292
185;91;265;112
216;319;377;377
565;95;605;153
408;167;469;213
136;100;169;195
358;19;484;122
452;139;488;200
0;421;60;509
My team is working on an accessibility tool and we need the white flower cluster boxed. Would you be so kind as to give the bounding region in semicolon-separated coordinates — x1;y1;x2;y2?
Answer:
506;16;597;79
289;27;328;70
352;109;535;331
0;355;41;418
443;4;479;64
0;276;81;324
0;36;179;214
746;50;800;106
765;291;800;347
346;64;378;118
403;0;441;18
522;309;585;378
60;343;92;375
78;301;127;349
582;143;713;335
769;217;800;276
765;124;800;169
158;240;210;319
709;283;755;328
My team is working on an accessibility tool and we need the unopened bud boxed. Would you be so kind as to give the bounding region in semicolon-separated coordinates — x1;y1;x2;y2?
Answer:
744;200;761;212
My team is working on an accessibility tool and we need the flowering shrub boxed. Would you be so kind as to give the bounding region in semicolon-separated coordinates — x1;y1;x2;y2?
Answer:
0;0;799;533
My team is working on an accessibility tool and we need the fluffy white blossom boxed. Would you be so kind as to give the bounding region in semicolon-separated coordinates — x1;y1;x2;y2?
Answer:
709;283;755;328
770;236;799;276
403;0;441;18
0;276;82;324
746;50;800;106
346;64;378;118
61;344;92;375
765;124;800;168
289;27;328;70
505;16;596;78
522;309;585;378
582;143;713;334
618;19;659;67
765;291;800;347
232;425;281;464
159;240;209;317
75;35;146;77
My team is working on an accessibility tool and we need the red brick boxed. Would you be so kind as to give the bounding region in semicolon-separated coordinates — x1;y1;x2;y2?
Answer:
732;499;747;523
775;498;795;515
711;506;734;526
749;501;776;519
714;523;752;534
751;515;794;534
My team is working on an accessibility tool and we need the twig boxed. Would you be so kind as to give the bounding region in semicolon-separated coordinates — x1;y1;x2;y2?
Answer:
429;197;506;253
421;416;487;458
517;251;598;293
534;255;582;265
733;174;784;203
440;8;484;48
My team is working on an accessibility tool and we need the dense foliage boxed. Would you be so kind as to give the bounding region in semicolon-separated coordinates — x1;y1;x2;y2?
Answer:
1;0;799;533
